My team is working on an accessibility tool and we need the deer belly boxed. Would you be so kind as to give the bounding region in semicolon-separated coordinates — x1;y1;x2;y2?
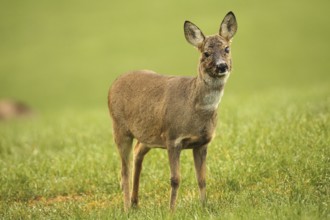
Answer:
174;133;214;149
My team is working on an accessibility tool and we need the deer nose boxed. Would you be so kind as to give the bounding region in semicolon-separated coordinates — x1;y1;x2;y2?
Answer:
216;63;228;73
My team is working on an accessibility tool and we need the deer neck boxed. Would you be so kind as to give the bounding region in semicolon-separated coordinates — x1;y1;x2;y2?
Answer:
192;71;226;112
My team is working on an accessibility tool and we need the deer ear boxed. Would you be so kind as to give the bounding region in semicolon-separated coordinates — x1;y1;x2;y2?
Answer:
184;21;205;48
219;11;237;40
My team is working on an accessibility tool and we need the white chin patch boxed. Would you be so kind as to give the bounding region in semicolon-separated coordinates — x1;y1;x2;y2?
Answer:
215;69;230;77
204;71;230;85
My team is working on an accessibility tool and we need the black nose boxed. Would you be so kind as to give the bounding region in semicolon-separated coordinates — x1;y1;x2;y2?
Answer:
216;63;228;73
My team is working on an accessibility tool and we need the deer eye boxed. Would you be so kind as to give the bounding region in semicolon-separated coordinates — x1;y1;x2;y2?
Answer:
225;47;230;53
203;52;210;58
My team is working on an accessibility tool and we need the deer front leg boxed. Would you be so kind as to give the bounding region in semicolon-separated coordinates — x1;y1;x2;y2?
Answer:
167;144;181;211
193;145;208;204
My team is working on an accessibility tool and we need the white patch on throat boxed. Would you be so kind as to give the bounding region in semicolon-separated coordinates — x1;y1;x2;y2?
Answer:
200;89;224;110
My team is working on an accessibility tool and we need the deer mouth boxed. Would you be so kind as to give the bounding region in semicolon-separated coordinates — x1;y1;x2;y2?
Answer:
216;72;227;78
208;71;228;78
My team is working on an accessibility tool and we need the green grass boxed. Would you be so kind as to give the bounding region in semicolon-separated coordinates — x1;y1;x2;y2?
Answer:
0;0;329;219
0;87;328;219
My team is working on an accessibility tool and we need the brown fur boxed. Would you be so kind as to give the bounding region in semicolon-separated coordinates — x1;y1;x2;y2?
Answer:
108;12;237;211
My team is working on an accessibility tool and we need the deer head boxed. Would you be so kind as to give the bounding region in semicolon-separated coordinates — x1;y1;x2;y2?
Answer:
184;12;237;85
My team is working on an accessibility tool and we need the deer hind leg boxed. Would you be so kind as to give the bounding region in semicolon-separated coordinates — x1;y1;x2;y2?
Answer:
193;145;208;204
131;142;150;207
113;128;133;212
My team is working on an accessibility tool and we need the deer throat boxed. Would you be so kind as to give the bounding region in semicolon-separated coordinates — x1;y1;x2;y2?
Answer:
197;89;224;111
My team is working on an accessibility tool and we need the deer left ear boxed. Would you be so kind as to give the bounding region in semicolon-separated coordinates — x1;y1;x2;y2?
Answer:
184;21;205;48
219;11;237;40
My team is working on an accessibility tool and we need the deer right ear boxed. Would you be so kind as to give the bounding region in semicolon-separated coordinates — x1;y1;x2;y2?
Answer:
219;11;237;40
184;21;205;48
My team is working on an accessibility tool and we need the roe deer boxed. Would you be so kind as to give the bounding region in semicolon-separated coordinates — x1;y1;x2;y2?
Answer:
108;11;237;211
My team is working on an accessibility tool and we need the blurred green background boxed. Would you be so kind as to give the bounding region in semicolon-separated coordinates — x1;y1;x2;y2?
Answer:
0;0;329;111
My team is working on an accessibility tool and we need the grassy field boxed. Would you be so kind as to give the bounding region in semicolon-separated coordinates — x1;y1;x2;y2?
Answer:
0;0;329;219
